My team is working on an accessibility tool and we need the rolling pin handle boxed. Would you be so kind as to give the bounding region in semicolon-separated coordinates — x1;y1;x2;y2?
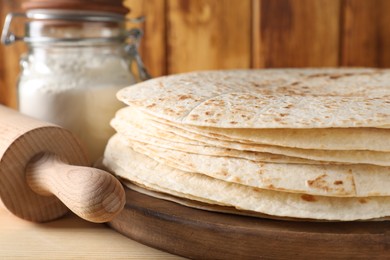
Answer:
26;153;125;223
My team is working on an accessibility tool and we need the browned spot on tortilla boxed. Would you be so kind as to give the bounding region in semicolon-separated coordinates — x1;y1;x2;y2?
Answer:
301;194;317;202
279;113;288;117
221;170;228;177
205;119;218;123
205;111;213;115
306;73;330;78
267;184;275;189
208;100;225;106
334;180;343;185
359;198;368;204
164;108;175;114
249;81;262;88
187;163;194;168
230;121;238;125
284;104;293;109
232;176;242;183
146;103;156;108
329;73;354;79
250;187;259;193
191;114;199;119
178;95;191;100
307;174;329;191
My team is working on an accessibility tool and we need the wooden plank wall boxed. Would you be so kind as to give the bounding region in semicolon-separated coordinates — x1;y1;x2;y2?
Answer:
0;0;24;107
1;0;390;107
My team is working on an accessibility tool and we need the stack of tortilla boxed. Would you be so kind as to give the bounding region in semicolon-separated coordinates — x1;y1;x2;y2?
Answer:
103;68;390;221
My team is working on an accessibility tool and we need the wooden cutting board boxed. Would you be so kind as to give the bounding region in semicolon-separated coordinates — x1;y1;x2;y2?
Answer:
109;187;390;259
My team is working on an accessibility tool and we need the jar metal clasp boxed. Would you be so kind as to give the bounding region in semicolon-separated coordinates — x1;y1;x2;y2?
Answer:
1;12;25;45
126;27;152;81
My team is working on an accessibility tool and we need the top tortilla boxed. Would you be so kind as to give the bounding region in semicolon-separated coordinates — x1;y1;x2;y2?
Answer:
117;68;390;128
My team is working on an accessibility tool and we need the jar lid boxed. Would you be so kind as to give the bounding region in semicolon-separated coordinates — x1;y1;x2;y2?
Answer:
22;0;130;15
1;0;137;45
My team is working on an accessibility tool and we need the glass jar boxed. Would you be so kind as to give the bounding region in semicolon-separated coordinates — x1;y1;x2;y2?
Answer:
2;7;150;163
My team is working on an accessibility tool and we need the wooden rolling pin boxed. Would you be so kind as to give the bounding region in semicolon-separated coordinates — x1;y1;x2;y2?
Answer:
0;105;125;223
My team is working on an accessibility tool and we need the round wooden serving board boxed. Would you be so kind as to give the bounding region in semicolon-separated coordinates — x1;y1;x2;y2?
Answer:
109;187;390;259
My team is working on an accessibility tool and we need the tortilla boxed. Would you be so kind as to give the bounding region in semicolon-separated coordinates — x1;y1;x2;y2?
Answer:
120;182;325;221
123;137;390;197
112;107;390;165
117;69;390;129
155;121;390;151
114;123;323;164
103;134;390;221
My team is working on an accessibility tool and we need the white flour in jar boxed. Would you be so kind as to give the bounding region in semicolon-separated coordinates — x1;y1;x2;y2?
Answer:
19;48;136;163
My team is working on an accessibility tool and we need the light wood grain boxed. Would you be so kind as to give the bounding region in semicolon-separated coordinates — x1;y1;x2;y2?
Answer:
0;0;24;107
253;0;341;68
26;153;125;223
166;0;252;73
0;106;124;223
0;205;184;259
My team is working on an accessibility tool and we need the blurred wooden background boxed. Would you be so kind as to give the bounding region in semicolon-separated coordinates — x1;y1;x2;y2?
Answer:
1;0;390;107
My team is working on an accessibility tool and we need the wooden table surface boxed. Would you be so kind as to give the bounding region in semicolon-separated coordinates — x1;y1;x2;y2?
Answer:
0;201;185;259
